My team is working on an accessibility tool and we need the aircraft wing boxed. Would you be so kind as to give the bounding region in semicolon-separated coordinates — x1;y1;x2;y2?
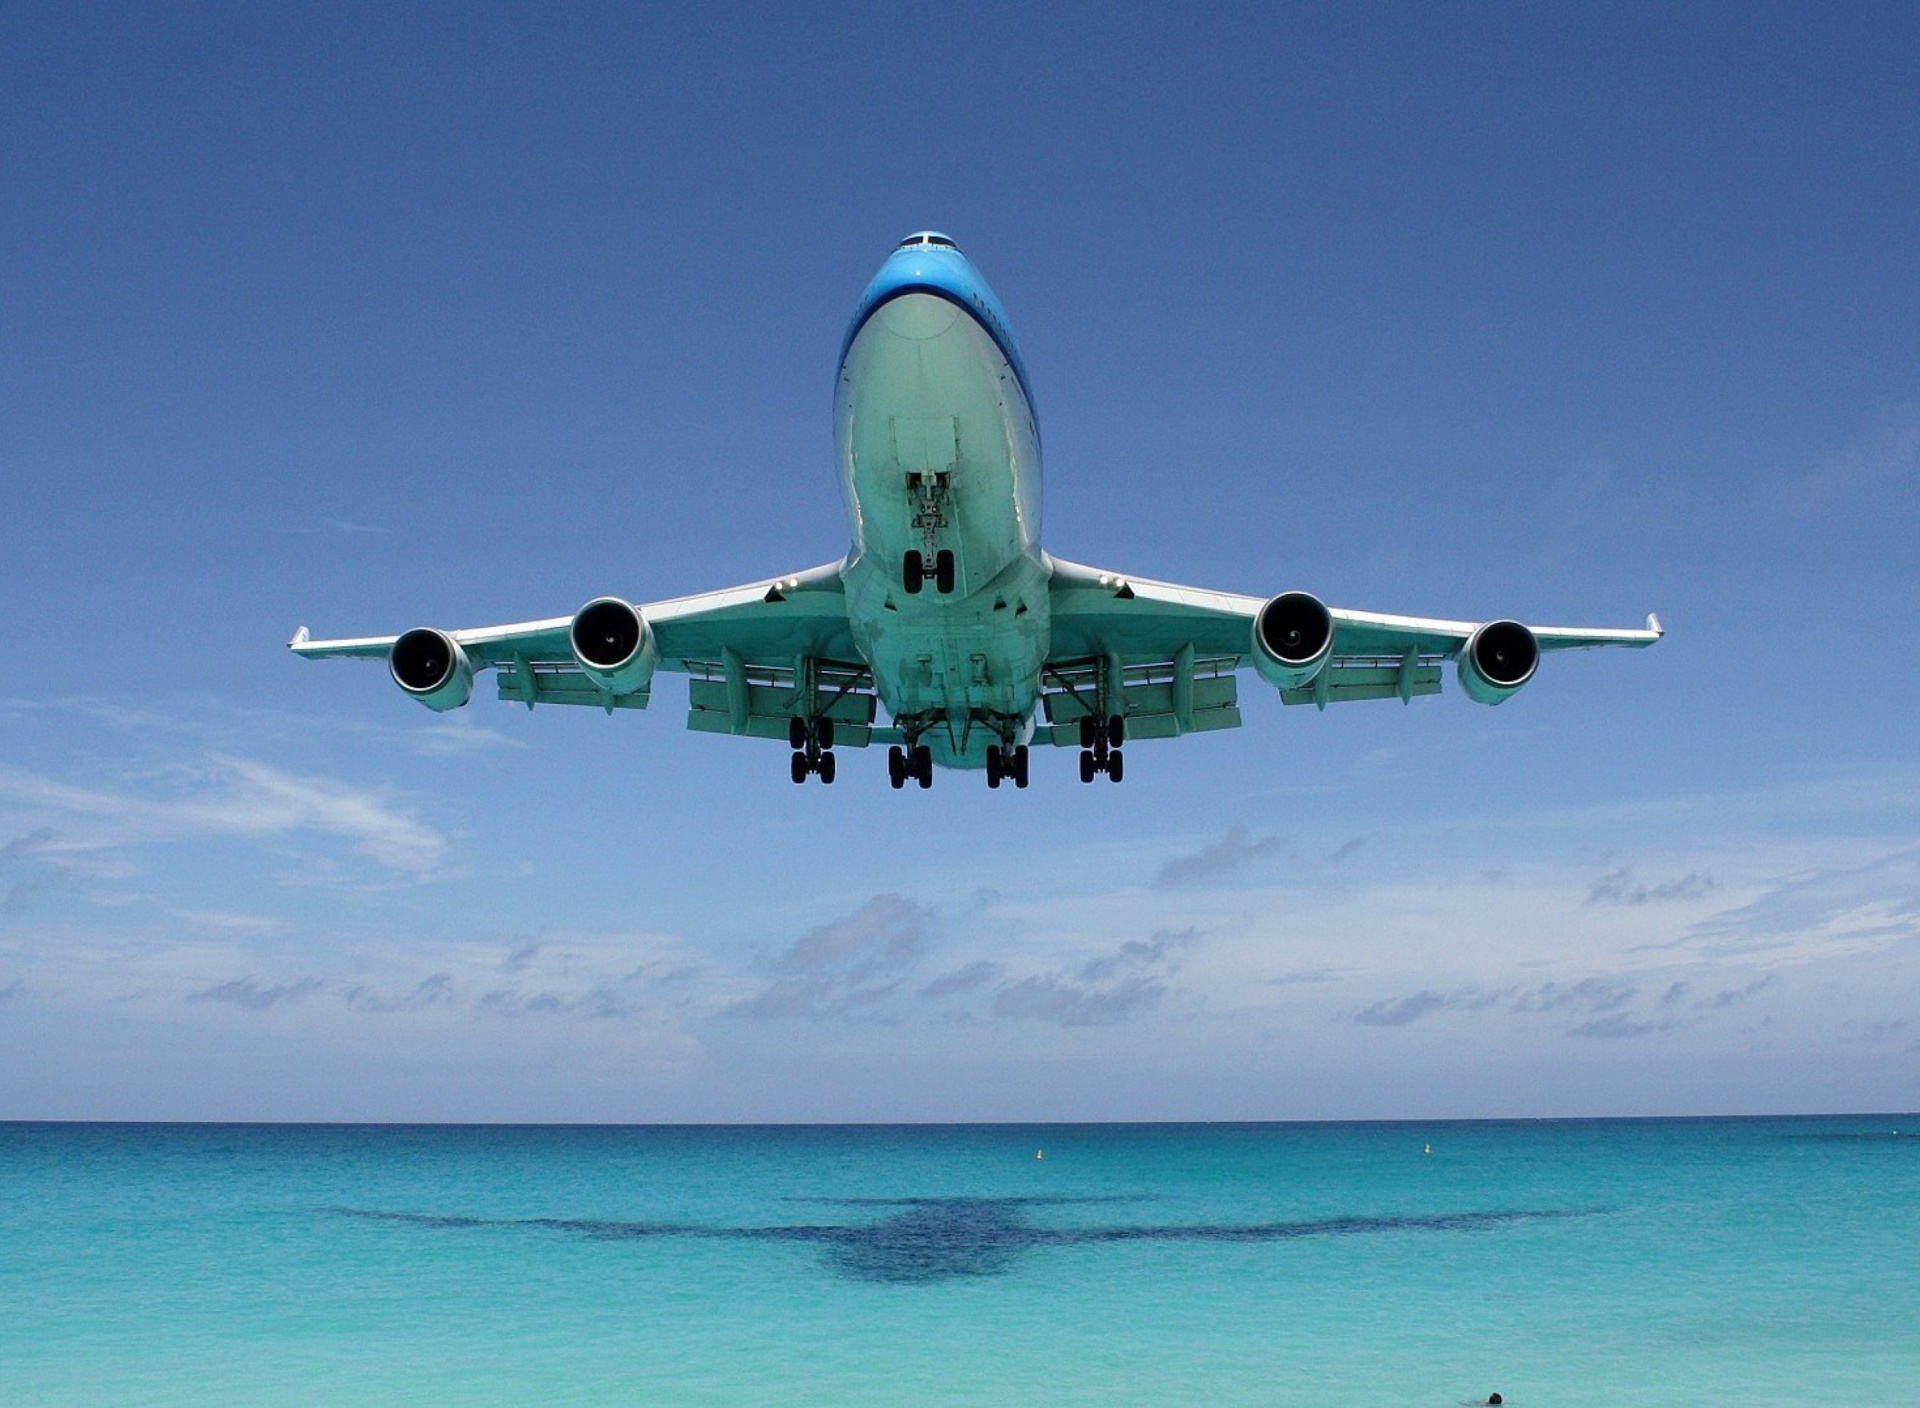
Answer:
1038;555;1661;745
290;560;886;743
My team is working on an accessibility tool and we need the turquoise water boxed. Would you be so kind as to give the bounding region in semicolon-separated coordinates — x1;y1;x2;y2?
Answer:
2;1119;1915;1406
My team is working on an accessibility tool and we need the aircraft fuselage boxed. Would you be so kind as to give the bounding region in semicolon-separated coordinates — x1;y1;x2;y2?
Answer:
835;237;1050;768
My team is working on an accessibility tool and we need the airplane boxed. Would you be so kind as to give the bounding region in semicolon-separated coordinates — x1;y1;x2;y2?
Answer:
291;231;1662;790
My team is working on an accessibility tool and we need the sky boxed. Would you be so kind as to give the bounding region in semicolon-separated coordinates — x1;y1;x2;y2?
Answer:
2;2;1917;1121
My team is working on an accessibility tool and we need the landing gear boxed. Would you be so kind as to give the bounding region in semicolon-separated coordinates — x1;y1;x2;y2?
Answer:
905;472;957;595
888;743;934;789
902;548;957;596
1077;713;1126;783
985;743;1030;790
789;714;837;784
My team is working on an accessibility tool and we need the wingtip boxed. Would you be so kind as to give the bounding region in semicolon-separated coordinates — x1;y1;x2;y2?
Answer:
1647;612;1664;637
289;626;310;649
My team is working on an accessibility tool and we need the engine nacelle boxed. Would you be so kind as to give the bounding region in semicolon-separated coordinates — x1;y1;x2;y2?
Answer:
1251;591;1334;690
570;596;658;696
389;628;473;711
1457;620;1539;705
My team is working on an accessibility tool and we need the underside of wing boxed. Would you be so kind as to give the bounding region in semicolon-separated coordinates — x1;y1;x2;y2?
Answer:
1041;554;1662;740
289;561;880;736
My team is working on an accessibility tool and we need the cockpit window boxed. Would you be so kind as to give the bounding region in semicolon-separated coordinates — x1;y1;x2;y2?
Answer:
897;232;959;250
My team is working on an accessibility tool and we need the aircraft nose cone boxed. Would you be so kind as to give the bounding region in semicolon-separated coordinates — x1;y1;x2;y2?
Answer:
879;292;959;340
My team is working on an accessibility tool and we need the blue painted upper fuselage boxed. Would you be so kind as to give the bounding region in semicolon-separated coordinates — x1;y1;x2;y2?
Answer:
832;233;1051;765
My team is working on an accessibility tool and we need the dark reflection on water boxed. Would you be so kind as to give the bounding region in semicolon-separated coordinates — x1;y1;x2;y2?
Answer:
328;1197;1597;1285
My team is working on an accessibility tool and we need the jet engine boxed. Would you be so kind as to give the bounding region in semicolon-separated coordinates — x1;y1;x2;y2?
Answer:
1457;620;1539;705
389;627;473;711
570;596;658;696
1251;591;1334;690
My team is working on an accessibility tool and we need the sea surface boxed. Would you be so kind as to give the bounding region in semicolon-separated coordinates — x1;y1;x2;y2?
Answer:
2;1118;1915;1406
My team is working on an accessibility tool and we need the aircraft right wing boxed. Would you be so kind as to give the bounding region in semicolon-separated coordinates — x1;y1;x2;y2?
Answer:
290;559;892;746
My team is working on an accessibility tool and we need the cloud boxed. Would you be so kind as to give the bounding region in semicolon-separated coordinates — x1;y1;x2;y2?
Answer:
1511;978;1639;1014
992;974;1165;1026
1587;866;1716;905
1079;928;1195;982
984;930;1196;1027
188;976;323;1010
0;978;22;1003
1568;1013;1674;1040
1323;837;1369;866
0;756;449;877
918;961;1003;1000
346;974;455;1014
0;829;54;865
1685;847;1920;957
733;895;931;1019
1353;991;1453;1027
1154;827;1285;888
1777;417;1920;518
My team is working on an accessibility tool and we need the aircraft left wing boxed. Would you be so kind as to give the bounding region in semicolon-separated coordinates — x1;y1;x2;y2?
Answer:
1038;555;1661;745
290;560;885;744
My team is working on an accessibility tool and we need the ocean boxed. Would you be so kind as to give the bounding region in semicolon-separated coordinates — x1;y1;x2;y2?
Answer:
2;1118;1915;1406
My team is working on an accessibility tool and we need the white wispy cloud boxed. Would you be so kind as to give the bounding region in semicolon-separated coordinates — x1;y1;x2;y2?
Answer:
0;755;450;877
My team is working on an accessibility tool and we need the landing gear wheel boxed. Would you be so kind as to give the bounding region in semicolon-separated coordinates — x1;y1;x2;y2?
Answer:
903;551;924;595
1079;749;1096;784
791;752;809;785
818;752;836;785
986;745;1003;789
887;745;906;790
1079;716;1097;750
1107;714;1126;749
816;717;835;751
1107;749;1124;783
789;716;808;750
913;744;934;789
1012;744;1030;789
934;549;956;595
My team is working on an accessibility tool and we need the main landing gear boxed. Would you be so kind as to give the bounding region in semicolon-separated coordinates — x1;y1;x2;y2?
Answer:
789;715;837;784
902;548;955;596
888;743;934;790
985;743;1030;790
1077;714;1125;784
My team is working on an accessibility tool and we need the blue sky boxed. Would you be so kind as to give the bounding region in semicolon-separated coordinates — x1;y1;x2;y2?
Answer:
2;2;1916;1120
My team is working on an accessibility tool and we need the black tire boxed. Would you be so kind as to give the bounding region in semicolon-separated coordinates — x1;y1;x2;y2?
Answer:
1107;714;1126;749
888;745;905;789
818;752;836;785
1079;749;1096;784
789;716;808;750
914;744;933;788
935;548;956;594
903;551;924;594
1013;745;1030;789
1107;749;1124;783
986;745;1002;788
791;752;809;785
1080;716;1097;750
816;717;834;751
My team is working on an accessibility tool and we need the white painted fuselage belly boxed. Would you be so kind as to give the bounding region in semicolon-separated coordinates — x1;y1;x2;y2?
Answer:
836;291;1049;767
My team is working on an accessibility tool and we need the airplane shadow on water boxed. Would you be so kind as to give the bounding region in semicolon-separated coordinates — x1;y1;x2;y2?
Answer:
327;1196;1601;1286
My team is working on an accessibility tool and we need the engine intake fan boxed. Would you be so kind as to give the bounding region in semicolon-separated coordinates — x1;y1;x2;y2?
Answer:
1251;591;1334;690
389;628;473;711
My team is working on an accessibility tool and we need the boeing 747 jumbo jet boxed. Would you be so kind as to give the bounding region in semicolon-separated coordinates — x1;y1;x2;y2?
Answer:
292;232;1662;789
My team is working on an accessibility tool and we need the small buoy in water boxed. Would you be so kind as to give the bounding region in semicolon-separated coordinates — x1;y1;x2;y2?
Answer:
1424;1143;1432;1155
1035;1149;1044;1160
1488;1394;1503;1405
